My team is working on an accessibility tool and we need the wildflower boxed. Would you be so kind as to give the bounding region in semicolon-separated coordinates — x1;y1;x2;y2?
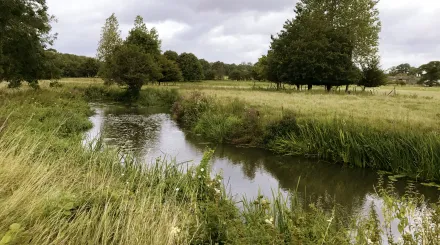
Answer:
176;188;180;192
214;188;221;195
200;168;205;172
170;226;181;236
265;217;274;225
126;181;129;185
121;173;125;176
367;238;373;244
198;175;202;179
261;199;269;205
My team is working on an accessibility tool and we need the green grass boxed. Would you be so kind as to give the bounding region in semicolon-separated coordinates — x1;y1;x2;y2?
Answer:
2;81;440;244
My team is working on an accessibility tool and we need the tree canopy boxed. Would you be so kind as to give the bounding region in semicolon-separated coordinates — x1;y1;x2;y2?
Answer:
0;0;55;87
418;61;440;87
177;53;204;81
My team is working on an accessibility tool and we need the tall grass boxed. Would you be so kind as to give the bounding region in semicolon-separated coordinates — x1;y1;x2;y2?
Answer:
2;86;440;244
172;91;440;181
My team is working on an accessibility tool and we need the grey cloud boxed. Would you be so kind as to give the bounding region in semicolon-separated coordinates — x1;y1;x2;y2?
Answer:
48;0;440;66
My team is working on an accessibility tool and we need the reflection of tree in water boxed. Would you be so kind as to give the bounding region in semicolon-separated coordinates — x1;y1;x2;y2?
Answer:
100;106;168;158
187;140;440;214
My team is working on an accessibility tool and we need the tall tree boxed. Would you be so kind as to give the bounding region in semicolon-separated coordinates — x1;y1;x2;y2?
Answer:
0;0;55;88
212;61;226;80
108;44;162;96
177;53;204;81
97;13;122;83
164;50;179;62
199;59;212;80
418;61;440;87
125;16;161;57
358;58;387;89
158;55;183;85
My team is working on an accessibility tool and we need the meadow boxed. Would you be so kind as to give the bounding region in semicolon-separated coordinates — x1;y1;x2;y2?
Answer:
1;79;440;244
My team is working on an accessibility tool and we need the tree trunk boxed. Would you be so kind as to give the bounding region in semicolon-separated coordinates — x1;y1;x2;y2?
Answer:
296;84;300;90
307;84;313;90
325;85;333;92
345;85;349;93
277;82;281;90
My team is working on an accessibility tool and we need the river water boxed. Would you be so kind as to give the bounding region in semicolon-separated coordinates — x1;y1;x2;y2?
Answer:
84;103;439;220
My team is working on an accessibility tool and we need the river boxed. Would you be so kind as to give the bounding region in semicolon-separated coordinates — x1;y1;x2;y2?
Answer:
84;103;439;228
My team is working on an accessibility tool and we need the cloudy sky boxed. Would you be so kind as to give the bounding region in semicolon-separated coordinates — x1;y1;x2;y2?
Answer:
47;0;439;69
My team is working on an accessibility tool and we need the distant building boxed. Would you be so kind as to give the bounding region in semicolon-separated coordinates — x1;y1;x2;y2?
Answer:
388;73;419;85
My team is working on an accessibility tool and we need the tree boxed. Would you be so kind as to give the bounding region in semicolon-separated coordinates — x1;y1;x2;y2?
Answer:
252;56;269;81
164;50;179;62
418;61;440;87
266;0;380;91
177;53;204;81
212;61;226;80
125;16;161;56
358;58;387;89
0;0;55;88
108;44;162;96
97;13;122;83
158;55;183;85
229;69;243;81
199;59;212;80
388;63;417;76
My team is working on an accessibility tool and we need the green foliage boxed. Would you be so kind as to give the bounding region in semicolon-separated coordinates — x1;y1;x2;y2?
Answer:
163;50;179;62
199;59;212;80
97;13;123;84
158;55;183;84
264;0;381;89
177;53;204;81
0;0;55;88
229;69;244;81
125;16;161;57
418;61;440;87
359;58;387;88
108;44;162;95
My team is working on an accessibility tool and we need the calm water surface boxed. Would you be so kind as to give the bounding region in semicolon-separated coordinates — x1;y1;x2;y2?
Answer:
85;103;439;218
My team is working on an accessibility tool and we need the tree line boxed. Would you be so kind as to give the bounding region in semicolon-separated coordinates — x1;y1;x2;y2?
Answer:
1;0;439;91
388;62;440;87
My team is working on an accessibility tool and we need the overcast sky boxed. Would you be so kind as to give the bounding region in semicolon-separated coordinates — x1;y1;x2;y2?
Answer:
47;0;439;69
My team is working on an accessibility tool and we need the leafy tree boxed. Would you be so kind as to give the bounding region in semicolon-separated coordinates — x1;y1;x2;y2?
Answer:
164;50;179;62
418;61;440;87
177;53;204;81
212;61;226;80
358;58;387;89
199;59;212;79
108;44;162;96
252;55;269;81
388;63;417;76
204;69;216;80
158;55;183;85
266;0;380;91
0;0;55;88
229;69;243;81
125;16;161;56
97;13;122;83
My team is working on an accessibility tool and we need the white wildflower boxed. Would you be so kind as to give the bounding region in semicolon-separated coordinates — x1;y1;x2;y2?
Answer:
198;175;202;179
214;188;221;194
170;226;181;236
261;199;269;205
121;173;125;176
367;238;372;244
200;168;205;172
176;188;180;192
265;217;274;225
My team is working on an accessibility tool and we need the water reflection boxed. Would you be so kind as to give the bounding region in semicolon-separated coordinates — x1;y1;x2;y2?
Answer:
85;103;439;213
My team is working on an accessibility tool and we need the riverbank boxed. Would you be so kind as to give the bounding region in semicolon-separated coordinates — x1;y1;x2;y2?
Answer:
1;85;439;244
170;89;440;182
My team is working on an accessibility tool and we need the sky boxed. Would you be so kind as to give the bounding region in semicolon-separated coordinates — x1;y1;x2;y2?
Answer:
46;0;440;69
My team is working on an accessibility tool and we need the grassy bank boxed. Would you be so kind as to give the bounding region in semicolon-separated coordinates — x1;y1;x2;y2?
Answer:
171;90;440;181
1;85;440;244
